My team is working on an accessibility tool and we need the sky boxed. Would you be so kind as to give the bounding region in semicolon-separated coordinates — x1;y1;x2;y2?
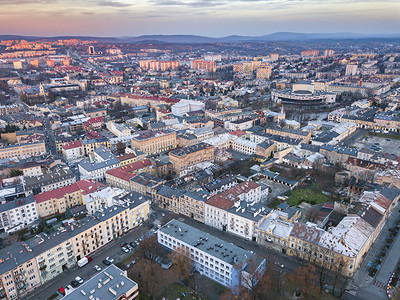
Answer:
0;0;399;37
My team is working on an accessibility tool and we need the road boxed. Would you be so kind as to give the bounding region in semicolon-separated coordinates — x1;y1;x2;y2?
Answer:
44;116;57;156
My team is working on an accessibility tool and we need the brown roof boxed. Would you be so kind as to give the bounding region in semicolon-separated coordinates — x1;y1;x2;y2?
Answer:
206;195;234;210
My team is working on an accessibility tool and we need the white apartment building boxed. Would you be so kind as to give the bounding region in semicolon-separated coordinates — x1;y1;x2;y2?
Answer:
62;141;84;163
83;186;126;215
204;198;231;232
158;220;266;292
171;100;205;116
231;138;257;155
0;196;38;233
106;121;132;138
35;237;76;284
78;147;120;181
227;201;270;241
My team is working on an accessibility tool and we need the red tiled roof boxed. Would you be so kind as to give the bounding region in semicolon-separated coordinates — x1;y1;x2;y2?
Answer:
62;140;82;150
105;159;152;181
206;195;234;210
33;180;105;203
230;130;246;137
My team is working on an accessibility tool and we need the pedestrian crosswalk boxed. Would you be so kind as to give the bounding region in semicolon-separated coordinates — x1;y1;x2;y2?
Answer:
345;283;358;296
373;279;386;290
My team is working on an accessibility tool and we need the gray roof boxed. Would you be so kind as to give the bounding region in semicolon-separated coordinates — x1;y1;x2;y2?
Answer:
228;201;271;222
0;205;129;276
159;219;258;267
205;175;236;193
24;166;75;190
0;195;35;213
64;265;138;300
156;186;183;199
183;188;210;202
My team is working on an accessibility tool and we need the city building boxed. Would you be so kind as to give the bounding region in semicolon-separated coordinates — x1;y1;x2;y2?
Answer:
179;188;210;222
169;142;215;177
0;196;38;233
63;265;138;300
131;130;177;155
158;219;266;291
33;179;105;217
24;166;76;195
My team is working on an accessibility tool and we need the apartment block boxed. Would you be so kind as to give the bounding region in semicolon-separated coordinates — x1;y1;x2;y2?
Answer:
131;130;177;155
24;166;76;195
179;189;210;223
0;196;38;233
105;159;153;190
0;142;46;160
33;180;105;218
169;142;214;177
63;265;138;300
129;172;166;200
158;220;266;291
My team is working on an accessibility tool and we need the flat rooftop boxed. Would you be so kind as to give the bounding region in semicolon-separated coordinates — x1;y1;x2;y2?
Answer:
63;265;138;299
159;219;254;266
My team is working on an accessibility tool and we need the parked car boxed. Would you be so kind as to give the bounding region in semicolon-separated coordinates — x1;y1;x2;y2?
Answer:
75;276;84;284
126;245;132;251
71;280;80;287
94;265;102;272
103;259;111;266
129;241;137;248
106;257;114;263
122;247;129;253
274;261;284;268
120;242;128;247
147;223;154;229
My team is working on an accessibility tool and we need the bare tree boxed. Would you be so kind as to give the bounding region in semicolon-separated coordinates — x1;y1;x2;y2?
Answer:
136;235;162;264
168;246;193;283
285;263;320;299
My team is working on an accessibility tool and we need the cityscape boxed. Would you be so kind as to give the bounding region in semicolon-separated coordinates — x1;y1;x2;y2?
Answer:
1;1;400;300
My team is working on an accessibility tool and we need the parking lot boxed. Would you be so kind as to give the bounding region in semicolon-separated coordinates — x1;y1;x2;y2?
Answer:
351;135;400;156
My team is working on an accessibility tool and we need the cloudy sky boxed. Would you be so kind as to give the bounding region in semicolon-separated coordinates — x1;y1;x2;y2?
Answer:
0;0;399;37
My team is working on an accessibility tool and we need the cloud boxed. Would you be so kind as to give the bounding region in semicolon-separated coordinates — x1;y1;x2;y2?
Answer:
0;0;57;4
97;0;131;7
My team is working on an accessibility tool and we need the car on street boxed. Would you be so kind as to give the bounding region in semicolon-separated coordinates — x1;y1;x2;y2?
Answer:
94;265;102;272
71;280;80;287
147;223;154;229
120;242;128;247
129;241;137;248
274;261;284;268
122;247;129;253
161;212;165;217
75;276;84;284
126;245;132;251
106;257;114;263
103;259;111;266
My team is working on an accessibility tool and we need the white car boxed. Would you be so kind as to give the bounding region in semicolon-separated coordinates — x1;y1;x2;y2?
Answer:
274;261;284;268
75;276;84;284
94;265;101;272
106;257;114;263
122;247;129;253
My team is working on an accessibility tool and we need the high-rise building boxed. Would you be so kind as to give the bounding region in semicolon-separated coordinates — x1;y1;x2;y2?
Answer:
192;60;216;72
345;64;358;76
324;49;335;57
88;45;95;54
270;53;279;61
256;64;272;79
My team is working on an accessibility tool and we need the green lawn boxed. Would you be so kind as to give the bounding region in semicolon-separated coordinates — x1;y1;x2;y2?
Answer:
164;283;206;300
286;186;331;206
372;133;400;140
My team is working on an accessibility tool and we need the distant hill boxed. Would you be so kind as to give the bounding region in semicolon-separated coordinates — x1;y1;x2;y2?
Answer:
1;32;400;44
